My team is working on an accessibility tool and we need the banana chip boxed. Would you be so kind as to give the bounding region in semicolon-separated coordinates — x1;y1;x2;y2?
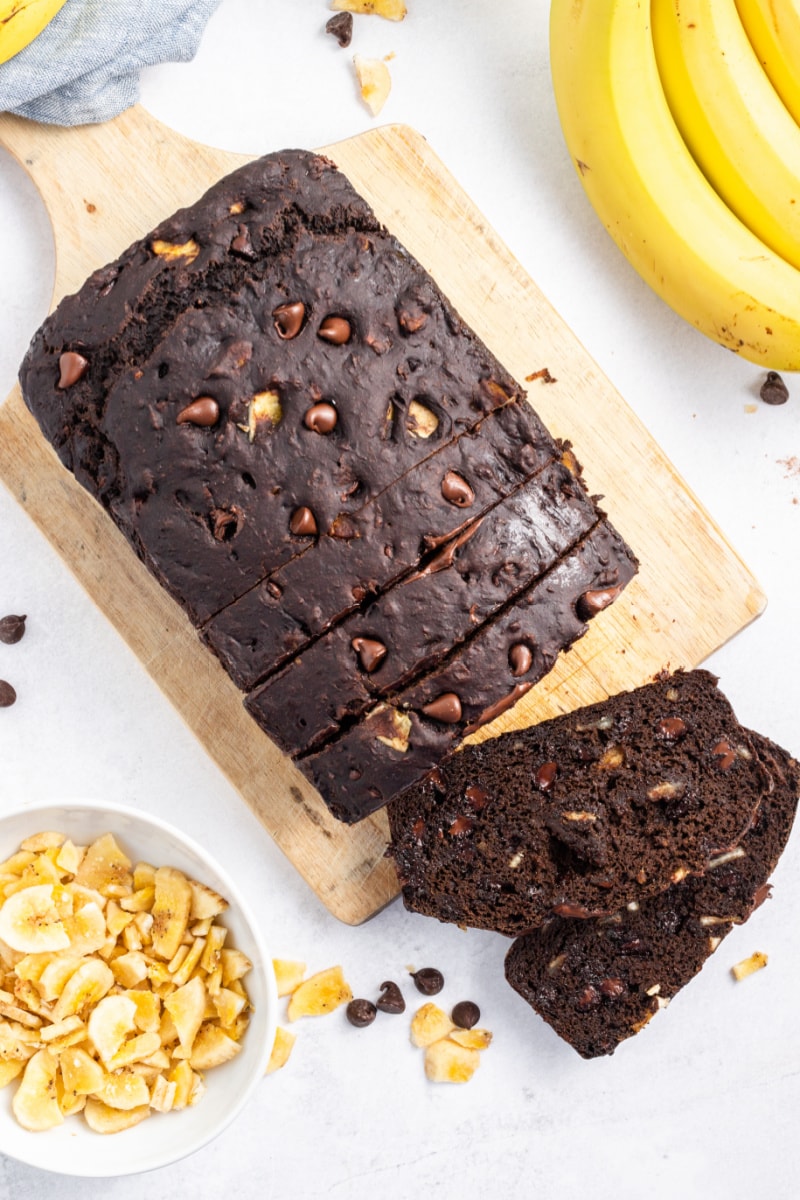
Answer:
0;830;253;1133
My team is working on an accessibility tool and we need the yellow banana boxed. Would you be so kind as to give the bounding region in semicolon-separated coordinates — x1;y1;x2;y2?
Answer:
0;0;67;66
735;0;800;127
651;0;800;271
549;0;800;369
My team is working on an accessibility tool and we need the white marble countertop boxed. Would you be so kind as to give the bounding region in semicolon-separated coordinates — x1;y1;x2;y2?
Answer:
1;1;799;1196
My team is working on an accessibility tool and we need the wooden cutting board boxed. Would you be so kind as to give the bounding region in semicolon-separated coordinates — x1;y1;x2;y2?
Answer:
0;108;765;924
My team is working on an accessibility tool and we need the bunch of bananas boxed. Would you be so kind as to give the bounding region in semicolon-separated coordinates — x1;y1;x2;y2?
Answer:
0;0;67;67
550;0;800;369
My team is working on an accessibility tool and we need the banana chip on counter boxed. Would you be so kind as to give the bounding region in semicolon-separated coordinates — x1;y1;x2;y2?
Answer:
0;831;252;1133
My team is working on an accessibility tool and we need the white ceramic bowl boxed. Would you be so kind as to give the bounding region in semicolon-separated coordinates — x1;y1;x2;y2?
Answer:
0;799;277;1177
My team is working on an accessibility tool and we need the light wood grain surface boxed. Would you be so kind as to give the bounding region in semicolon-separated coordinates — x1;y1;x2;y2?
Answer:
0;108;765;924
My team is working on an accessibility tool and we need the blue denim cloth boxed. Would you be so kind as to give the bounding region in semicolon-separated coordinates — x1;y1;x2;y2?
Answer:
0;0;221;125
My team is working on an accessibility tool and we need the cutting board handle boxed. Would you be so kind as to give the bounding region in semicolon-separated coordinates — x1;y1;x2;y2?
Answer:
0;106;248;305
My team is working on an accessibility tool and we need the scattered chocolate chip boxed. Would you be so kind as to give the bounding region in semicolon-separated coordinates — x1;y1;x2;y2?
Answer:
575;985;600;1012
448;815;473;836
421;693;462;724
411;967;444;996
657;716;687;741
534;761;558;791
0;680;16;708
411;817;426;840
599;977;625;1000
576;586;622;620
289;507;317;536
451;1000;480;1029
176;396;220;427
0;615;26;645
273;301;305;339
326;10;353;46
318;315;351;345
508;642;533;677
376;981;405;1014
440;470;475;508
304;402;338;434
760;370;789;406
346;998;377;1028
57;351;88;389
351;636;387;674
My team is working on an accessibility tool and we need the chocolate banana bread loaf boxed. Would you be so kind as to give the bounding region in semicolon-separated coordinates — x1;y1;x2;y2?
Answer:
503;733;799;1057
387;670;769;929
19;147;638;823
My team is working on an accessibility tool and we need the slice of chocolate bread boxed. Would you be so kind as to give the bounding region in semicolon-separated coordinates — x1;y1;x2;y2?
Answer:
300;519;637;822
244;458;599;756
503;733;799;1058
386;670;769;930
202;400;564;689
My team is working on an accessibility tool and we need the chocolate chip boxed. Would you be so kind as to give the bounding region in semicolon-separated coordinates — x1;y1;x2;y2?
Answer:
304;402;338;434
451;1000;480;1029
465;784;488;810
421;693;462;723
448;815;473;836
534;761;558;791
575;985;600;1012
411;967;444;995
599;977;625;1000
440;470;475;508
351;637;387;673
508;642;533;677
318;315;351;345
577;586;622;620
289;507;317;537
272;301;305;339
346;998;377;1028
0;680;16;708
619;938;648;955
712;738;736;771
760;370;789;406
176;396;220;427
325;10;352;46
657;716;687;740
376;981;405;1014
231;225;255;258
0;615;26;645
57;351;88;389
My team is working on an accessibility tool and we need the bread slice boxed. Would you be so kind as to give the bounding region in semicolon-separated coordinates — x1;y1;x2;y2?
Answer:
387;670;769;929
301;520;636;822
503;733;799;1057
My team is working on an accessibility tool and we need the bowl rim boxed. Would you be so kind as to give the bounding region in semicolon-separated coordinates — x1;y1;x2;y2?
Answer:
0;797;277;1177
